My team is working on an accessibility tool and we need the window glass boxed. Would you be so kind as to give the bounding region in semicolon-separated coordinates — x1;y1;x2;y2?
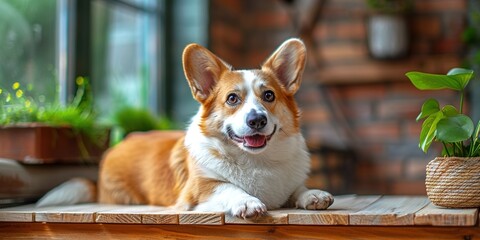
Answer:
0;0;57;104
91;0;158;119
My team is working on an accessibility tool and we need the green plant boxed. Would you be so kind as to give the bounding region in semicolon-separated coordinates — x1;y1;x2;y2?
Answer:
406;68;480;157
110;106;174;145
366;0;413;13
0;77;108;146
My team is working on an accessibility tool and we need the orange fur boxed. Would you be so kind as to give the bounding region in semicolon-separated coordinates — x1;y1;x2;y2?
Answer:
99;129;228;209
98;39;309;210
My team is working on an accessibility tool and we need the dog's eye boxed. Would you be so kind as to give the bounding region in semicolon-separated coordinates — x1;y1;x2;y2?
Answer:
226;93;240;105
263;90;275;102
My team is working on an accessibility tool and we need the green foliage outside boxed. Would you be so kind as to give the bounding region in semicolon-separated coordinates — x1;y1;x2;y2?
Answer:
0;77;108;146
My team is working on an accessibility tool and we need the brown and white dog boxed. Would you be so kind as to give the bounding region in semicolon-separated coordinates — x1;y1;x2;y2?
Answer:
37;38;333;218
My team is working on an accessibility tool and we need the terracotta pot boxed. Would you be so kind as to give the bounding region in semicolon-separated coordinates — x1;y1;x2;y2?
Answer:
0;123;109;164
425;157;480;208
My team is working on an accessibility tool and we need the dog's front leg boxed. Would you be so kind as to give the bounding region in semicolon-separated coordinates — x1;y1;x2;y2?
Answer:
291;186;334;210
194;183;267;219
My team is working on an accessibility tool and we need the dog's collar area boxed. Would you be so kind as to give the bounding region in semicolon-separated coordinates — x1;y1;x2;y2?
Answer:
227;125;277;149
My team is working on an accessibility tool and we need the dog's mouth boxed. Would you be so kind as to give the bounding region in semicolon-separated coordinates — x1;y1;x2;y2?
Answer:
227;125;277;149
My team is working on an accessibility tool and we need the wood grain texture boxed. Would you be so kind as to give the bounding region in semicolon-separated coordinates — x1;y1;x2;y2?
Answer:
0;223;479;240
95;205;170;224
178;212;224;225
35;204;119;223
349;196;430;225
0;204;35;222
414;202;479;226
288;195;381;225
141;209;179;224
225;209;288;224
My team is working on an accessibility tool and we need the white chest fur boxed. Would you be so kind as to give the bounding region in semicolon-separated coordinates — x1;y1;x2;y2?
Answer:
185;120;310;209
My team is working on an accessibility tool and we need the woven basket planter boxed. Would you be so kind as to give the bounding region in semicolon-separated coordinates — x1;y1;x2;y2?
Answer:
425;157;480;208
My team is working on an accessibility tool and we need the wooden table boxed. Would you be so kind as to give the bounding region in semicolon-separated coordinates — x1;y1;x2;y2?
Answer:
1;195;479;239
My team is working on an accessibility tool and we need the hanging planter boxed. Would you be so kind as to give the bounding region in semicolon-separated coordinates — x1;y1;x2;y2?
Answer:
366;0;412;59
367;13;409;59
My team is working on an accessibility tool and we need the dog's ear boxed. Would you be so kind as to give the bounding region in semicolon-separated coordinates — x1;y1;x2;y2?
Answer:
262;38;306;95
183;44;231;102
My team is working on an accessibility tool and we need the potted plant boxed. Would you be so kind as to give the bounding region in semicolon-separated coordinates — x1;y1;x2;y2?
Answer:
0;77;109;164
406;68;480;208
366;0;412;59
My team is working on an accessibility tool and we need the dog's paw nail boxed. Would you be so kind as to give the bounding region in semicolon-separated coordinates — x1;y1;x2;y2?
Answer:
231;197;267;219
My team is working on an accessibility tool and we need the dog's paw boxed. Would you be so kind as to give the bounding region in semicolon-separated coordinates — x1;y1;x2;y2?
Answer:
296;189;334;210
230;197;267;219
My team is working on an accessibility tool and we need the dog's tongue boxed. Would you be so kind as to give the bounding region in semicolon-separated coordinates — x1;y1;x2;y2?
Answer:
244;135;266;148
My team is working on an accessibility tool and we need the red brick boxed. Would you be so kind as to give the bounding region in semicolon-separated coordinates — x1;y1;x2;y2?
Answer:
296;86;323;104
320;43;368;62
302;107;330;124
411;41;433;54
355;121;401;141
306;174;328;190
411;16;442;39
250;10;290;29
342;101;373;121
405;159;429;180
339;84;386;101
443;14;466;38
377;99;424;120
310;154;324;171
304;124;348;149
433;38;464;54
329;173;346;192
354;178;390;194
211;0;243;15
405;121;422;140
414;0;467;13
210;22;243;49
314;21;366;41
390;180;427;195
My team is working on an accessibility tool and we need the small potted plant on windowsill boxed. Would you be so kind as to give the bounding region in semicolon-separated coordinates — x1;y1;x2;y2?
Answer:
0;78;109;164
406;68;480;208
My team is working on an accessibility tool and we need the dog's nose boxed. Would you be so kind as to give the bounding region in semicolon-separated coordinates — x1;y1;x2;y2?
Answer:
246;110;267;130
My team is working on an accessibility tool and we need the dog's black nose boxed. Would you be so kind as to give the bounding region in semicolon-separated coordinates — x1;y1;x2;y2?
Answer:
246;110;267;130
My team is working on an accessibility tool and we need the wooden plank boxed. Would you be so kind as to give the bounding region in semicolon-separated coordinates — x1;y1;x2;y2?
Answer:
141;209;179;225
225;210;288;225
349;196;430;226
178;212;224;225
414;202;479;226
0;204;35;222
1;223;479;239
35;204;118;223
288;195;381;225
95;205;171;224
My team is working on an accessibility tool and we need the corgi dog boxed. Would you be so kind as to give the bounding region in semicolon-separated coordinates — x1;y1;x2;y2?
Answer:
37;38;333;218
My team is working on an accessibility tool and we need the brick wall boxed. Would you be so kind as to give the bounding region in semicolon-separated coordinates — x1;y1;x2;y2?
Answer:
209;0;467;195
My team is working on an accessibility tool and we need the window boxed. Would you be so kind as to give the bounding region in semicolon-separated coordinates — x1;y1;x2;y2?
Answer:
0;0;58;103
0;0;209;126
91;0;159;118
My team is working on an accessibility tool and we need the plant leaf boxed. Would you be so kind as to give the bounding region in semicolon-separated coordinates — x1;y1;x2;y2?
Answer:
441;105;459;117
419;111;444;153
436;115;474;142
447;68;474;89
416;98;440;121
406;71;462;91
